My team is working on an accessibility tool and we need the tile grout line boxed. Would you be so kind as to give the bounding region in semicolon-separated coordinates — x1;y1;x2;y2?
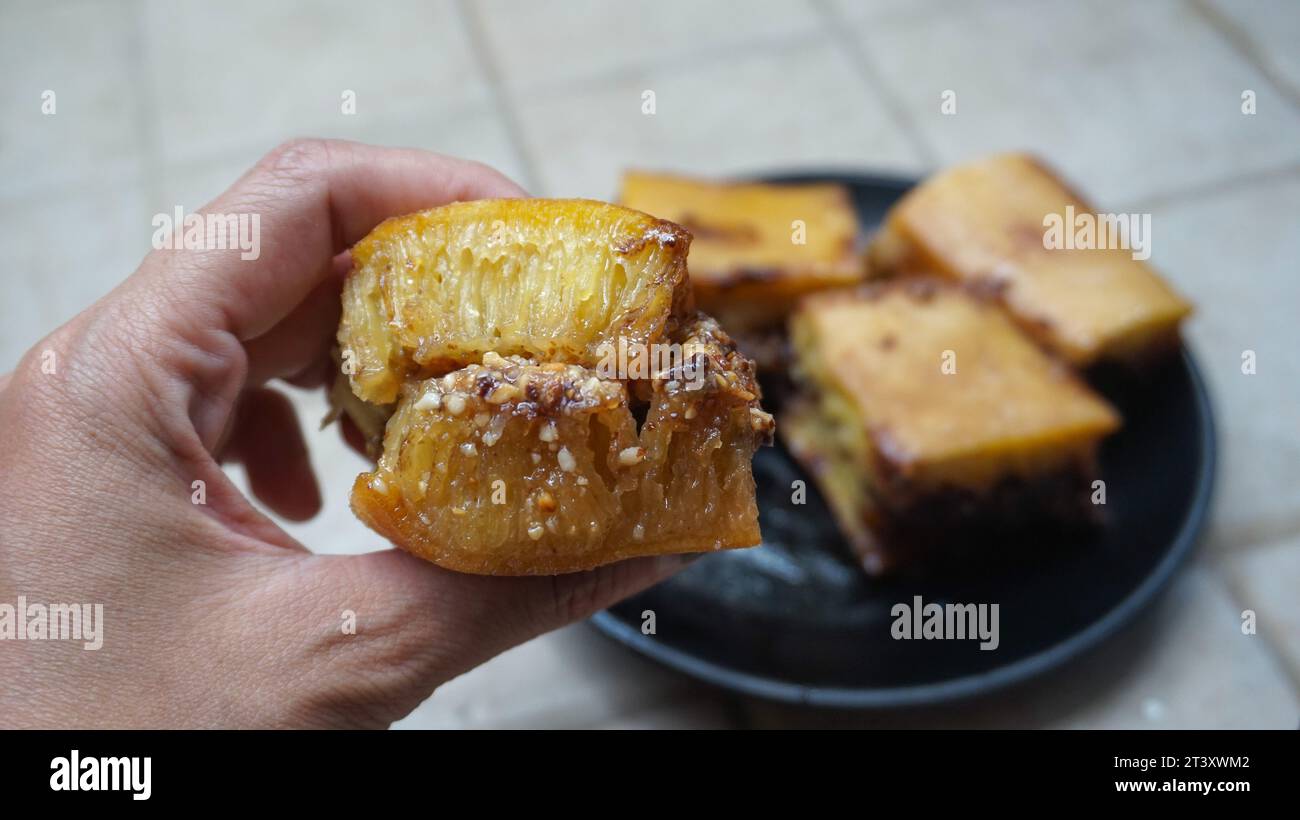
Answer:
811;0;940;169
1226;517;1300;558
1211;553;1300;702
124;0;167;214
454;0;545;194
15;128;1296;217
1187;0;1300;115
1211;512;1300;559
450;8;844;190
492;28;829;102
0;94;513;211
1121;161;1300;214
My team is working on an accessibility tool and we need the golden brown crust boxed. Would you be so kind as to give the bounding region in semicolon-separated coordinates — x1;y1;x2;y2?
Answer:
867;153;1192;367
791;278;1119;486
619;172;867;336
351;480;762;576
348;315;770;575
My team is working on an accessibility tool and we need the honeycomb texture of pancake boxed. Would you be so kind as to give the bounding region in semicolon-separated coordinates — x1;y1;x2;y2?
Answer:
340;198;693;404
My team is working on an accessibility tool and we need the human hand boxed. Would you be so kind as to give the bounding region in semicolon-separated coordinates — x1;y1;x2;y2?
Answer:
0;139;688;728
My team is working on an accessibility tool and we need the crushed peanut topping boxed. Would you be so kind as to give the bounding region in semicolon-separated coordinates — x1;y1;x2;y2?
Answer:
486;383;520;404
413;391;442;411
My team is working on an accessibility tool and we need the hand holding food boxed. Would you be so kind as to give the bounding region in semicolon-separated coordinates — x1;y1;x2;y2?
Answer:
0;141;705;728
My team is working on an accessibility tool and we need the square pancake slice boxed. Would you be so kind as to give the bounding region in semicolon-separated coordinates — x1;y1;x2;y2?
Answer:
786;279;1121;574
620;171;866;338
869;153;1192;366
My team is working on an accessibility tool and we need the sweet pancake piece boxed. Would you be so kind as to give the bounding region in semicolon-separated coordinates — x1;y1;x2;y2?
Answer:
787;279;1120;574
869;153;1191;366
620;172;865;339
340;198;693;404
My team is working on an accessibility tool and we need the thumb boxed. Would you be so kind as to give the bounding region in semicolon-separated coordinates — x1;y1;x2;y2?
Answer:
294;549;691;726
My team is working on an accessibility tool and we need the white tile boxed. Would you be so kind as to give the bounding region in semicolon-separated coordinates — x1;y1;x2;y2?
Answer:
1227;535;1300;686
0;180;152;371
329;104;531;193
150;147;270;218
745;567;1299;728
1155;175;1300;551
218;389;395;558
826;0;989;25
139;0;490;166
1051;566;1300;730
393;623;696;728
0;0;145;201
853;0;1300;204
513;38;925;199
473;0;824;93
270;387;384;557
1205;0;1300;99
149;103;530;217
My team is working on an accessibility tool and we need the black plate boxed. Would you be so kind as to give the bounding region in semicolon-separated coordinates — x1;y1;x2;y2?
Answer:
590;172;1216;707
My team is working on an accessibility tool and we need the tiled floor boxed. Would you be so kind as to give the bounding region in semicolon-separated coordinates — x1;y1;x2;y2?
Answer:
1;0;1296;729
